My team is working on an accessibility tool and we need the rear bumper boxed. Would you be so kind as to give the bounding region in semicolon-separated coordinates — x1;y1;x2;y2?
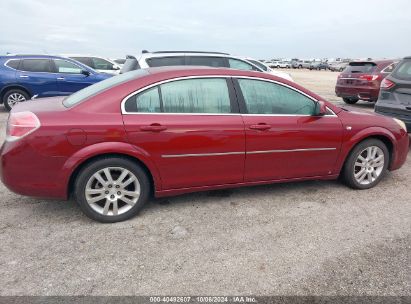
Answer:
335;85;379;101
375;106;411;132
0;139;68;199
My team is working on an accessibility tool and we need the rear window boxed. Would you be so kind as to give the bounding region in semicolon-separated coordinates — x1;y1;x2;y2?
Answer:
146;56;185;67
63;69;148;107
392;60;411;80
344;62;377;73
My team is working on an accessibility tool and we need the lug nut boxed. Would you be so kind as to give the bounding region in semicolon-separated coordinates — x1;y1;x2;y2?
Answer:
116;185;120;188
110;195;115;199
105;191;109;194
108;185;112;188
117;191;121;195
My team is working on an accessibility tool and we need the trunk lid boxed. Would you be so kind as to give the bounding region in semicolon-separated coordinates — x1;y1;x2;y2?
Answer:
11;96;67;114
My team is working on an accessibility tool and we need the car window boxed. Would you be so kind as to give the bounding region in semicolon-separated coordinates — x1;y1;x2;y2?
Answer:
54;59;83;74
248;59;268;71
63;69;149;107
161;78;231;113
71;57;94;68
124;87;161;113
392;60;411;80
5;59;20;69
238;78;316;115
92;57;114;70
186;56;227;67
146;56;185;67
228;58;258;71
20;59;51;72
345;62;377;73
382;63;396;73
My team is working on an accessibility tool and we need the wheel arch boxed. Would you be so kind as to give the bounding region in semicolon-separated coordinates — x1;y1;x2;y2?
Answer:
67;152;159;199
337;129;396;175
0;85;32;103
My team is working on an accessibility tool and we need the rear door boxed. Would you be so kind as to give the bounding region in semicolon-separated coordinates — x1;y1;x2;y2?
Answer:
15;58;58;97
122;77;245;190
380;60;411;114
234;77;342;182
52;59;95;95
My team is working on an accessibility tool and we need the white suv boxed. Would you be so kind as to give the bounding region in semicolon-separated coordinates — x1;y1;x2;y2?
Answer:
121;51;293;82
62;55;122;75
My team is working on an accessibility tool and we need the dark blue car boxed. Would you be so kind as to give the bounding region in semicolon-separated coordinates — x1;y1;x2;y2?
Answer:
0;55;112;111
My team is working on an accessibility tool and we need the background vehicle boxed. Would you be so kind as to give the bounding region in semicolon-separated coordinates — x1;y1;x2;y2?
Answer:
292;60;311;69
120;51;294;81
329;61;349;72
0;55;111;111
375;56;411;131
112;58;126;67
1;67;408;223
278;61;291;68
63;55;122;75
335;60;397;104
309;61;328;70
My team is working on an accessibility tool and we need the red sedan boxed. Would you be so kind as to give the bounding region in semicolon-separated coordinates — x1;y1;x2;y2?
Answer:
1;67;408;222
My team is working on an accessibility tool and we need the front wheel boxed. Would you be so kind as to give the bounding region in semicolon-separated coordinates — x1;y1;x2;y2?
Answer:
74;157;151;223
342;139;389;189
3;89;30;111
343;97;359;104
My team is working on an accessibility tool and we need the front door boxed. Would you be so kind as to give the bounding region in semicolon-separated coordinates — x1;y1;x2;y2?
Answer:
234;77;343;182
122;77;245;190
52;59;94;95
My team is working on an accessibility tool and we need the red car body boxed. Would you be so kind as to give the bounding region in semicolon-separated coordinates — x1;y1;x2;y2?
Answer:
335;60;396;102
0;67;409;201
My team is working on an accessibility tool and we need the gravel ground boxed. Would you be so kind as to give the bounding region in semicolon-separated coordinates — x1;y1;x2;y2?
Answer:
0;70;410;296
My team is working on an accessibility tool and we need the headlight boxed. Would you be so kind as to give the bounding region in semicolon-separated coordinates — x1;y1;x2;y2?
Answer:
393;118;407;132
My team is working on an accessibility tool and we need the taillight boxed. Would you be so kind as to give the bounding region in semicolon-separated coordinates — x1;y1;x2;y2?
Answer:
6;111;40;141
359;74;379;81
380;78;395;90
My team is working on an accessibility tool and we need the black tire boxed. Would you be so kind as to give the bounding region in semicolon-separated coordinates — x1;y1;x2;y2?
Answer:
3;89;30;111
343;97;359;104
342;139;389;190
74;157;151;223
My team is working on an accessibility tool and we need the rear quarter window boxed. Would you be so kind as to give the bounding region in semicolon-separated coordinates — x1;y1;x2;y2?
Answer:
5;59;20;69
392;60;411;80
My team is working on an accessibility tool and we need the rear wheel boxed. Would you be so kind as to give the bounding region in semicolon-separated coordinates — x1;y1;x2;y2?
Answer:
343;97;359;104
3;89;30;111
74;157;151;223
342;139;389;189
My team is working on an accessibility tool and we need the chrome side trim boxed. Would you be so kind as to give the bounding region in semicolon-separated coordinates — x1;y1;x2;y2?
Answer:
247;148;337;155
161;148;337;158
162;151;244;158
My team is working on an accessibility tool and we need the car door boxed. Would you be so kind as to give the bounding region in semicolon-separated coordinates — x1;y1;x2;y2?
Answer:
52;59;95;95
234;77;343;182
122;77;245;190
15;58;58;97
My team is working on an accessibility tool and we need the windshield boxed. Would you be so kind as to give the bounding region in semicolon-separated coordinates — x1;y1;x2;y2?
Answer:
248;59;268;71
63;69;149;107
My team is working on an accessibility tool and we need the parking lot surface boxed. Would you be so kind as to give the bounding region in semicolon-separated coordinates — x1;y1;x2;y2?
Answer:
0;70;410;296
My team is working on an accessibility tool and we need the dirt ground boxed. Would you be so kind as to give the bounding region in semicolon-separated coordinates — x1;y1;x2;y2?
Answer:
0;70;410;296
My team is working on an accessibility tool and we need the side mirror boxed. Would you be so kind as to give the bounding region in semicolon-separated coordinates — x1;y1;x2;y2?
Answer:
81;70;91;76
314;101;327;116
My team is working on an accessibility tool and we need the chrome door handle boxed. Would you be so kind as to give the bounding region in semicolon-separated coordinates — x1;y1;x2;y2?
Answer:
19;75;29;78
57;77;65;80
249;124;271;131
140;124;167;132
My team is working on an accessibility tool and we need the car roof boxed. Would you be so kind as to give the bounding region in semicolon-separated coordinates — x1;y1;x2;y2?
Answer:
0;54;73;60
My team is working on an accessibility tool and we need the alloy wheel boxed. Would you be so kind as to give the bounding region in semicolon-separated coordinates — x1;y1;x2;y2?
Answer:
7;93;26;108
85;167;141;216
353;146;385;185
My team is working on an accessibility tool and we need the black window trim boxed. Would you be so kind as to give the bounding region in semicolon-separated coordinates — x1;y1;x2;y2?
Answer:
122;76;240;115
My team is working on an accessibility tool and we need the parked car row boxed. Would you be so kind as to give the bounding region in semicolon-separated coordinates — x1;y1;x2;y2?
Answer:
0;52;293;111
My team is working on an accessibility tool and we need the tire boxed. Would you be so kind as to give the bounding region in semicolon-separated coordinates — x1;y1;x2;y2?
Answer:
74;157;151;223
3;89;30;111
342;139;389;189
276;65;280;69
343;97;359;104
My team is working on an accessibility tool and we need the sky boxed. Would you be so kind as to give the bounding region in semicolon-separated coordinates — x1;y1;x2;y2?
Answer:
1;0;410;60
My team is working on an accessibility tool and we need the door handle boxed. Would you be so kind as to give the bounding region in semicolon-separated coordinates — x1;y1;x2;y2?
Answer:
19;75;29;78
249;123;271;131
57;77;65;80
140;124;167;132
